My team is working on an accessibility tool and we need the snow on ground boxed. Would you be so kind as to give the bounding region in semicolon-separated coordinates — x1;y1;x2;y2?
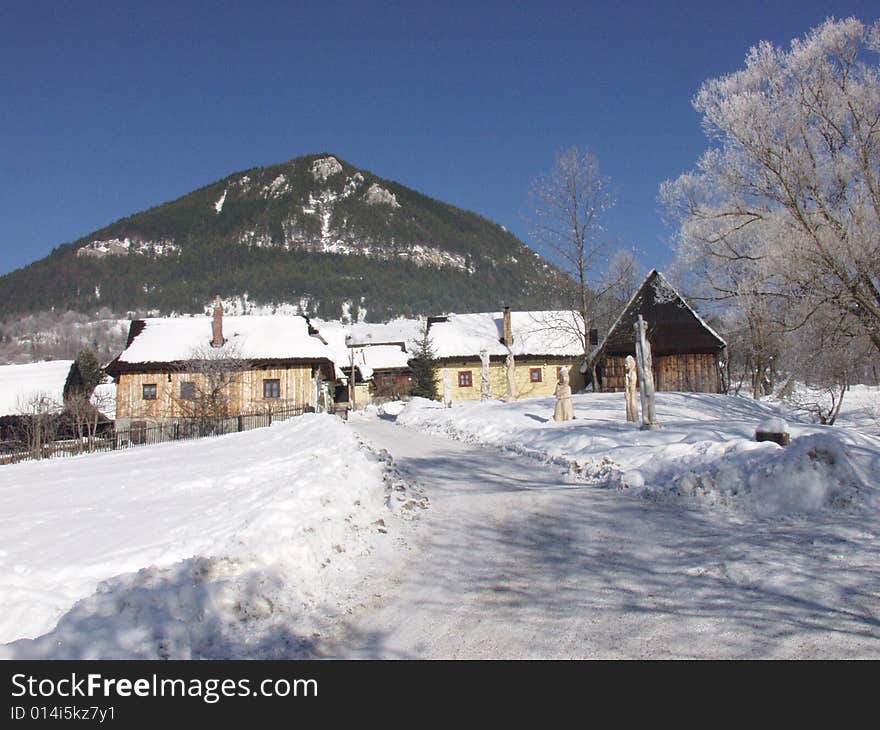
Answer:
378;400;407;417
398;392;880;518
0;360;73;415
810;384;880;436
0;361;117;419
0;414;427;659
334;417;880;658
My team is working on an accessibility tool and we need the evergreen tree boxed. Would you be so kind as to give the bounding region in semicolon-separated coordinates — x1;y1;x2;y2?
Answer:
410;323;439;400
63;348;104;400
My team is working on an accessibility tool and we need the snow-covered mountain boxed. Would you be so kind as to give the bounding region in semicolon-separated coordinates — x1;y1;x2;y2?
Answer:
0;153;564;321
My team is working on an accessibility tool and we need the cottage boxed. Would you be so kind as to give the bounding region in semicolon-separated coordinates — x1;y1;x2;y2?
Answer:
318;319;421;407
350;344;413;403
105;302;337;429
427;308;586;403
591;270;726;393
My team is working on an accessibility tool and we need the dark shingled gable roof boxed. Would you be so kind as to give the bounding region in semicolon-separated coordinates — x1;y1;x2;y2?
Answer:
594;270;726;358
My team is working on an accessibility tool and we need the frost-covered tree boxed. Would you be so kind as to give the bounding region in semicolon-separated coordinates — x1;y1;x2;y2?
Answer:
718;292;785;397
662;17;880;355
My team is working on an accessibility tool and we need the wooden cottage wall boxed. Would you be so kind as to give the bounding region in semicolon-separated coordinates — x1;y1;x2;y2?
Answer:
655;353;719;393
239;366;313;411
600;353;720;393
595;271;726;395
116;366;315;421
601;356;629;392
370;371;414;401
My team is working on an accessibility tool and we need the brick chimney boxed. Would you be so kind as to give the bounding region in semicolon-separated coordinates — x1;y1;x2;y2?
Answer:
211;295;224;347
502;305;514;346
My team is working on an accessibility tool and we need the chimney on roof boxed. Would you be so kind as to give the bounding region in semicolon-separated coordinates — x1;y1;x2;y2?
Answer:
211;295;224;347
502;305;514;346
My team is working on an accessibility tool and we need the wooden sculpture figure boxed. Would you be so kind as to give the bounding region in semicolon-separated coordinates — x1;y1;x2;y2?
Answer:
625;355;639;422
480;349;491;401
554;368;574;422
504;352;517;402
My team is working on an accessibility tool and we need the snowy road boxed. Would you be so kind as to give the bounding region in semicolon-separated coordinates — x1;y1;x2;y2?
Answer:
331;417;880;658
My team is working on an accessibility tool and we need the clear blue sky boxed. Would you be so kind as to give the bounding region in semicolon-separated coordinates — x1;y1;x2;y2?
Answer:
1;0;876;277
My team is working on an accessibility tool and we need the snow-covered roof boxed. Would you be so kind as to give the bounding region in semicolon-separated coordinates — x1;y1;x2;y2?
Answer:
314;318;420;381
314;318;422;348
343;318;423;348
428;311;584;359
0;360;73;416
359;345;411;376
115;315;335;366
314;324;358;382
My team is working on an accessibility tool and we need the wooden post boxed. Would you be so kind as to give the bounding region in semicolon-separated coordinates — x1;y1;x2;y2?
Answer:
634;315;659;430
349;344;356;411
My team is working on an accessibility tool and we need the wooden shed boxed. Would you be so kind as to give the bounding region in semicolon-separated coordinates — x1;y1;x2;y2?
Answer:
592;270;726;393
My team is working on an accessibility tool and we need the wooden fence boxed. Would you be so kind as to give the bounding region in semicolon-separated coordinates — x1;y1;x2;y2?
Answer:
0;406;306;466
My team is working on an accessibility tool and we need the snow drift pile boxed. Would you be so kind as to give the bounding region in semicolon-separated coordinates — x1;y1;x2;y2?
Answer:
0;414;426;659
397;393;880;518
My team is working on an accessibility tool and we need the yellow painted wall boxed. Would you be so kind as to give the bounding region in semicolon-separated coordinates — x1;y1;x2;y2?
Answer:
351;383;372;409
435;359;583;403
116;366;315;420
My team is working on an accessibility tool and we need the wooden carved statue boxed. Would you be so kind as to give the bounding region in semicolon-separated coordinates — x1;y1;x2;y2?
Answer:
624;355;639;422
480;349;491;401
553;368;574;422
504;352;517;402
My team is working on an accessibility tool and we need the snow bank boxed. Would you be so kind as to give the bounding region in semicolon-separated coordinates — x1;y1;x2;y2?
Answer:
0;414;426;658
639;432;865;517
378;400;407;417
398;393;880;518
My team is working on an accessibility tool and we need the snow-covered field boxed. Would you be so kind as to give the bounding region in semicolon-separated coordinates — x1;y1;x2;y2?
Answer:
398;391;880;518
0;414;426;659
